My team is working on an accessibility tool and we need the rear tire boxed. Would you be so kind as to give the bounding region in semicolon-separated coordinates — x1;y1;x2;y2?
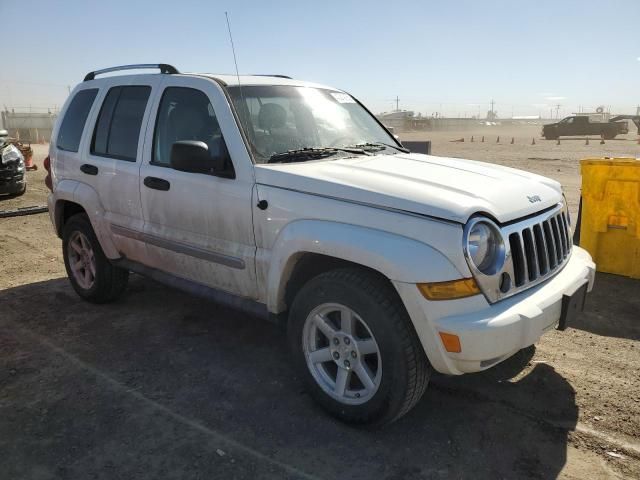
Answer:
288;268;431;425
62;213;128;303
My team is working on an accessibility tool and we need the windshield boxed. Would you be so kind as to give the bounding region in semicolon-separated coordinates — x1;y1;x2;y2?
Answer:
227;85;398;163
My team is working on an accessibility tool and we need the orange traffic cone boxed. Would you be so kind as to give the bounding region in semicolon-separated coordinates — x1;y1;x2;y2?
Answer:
531;138;536;145
556;138;561;145
23;152;34;169
600;135;605;145
481;136;485;143
585;138;589;145
470;136;474;142
510;137;515;144
496;136;500;143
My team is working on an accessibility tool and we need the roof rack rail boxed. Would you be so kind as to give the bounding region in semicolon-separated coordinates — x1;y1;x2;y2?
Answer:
252;74;292;79
84;64;179;81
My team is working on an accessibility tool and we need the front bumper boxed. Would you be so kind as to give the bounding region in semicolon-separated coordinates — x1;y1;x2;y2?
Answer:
394;246;596;375
0;164;27;194
0;173;25;194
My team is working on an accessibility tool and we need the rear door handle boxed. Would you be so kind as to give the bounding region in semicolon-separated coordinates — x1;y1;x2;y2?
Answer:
144;176;170;191
80;164;98;175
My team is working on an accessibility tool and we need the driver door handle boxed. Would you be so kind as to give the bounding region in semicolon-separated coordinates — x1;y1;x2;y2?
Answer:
144;176;170;191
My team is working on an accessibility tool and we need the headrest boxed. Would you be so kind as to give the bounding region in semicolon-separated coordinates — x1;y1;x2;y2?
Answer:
258;103;287;130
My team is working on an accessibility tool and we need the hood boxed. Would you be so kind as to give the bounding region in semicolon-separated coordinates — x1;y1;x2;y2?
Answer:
254;153;562;224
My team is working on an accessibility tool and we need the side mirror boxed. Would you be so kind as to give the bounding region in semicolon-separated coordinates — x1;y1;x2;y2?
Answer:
170;140;231;176
170;140;210;173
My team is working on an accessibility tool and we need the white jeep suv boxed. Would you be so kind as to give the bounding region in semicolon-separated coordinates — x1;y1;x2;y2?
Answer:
46;64;595;425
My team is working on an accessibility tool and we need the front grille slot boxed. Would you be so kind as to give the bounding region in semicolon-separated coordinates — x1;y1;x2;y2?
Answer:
521;228;537;281
533;224;548;275
560;212;571;252
542;221;557;269
550;217;564;260
509;233;526;286
503;205;572;300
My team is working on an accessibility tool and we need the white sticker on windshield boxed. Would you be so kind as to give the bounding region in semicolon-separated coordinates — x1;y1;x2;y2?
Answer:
330;92;356;103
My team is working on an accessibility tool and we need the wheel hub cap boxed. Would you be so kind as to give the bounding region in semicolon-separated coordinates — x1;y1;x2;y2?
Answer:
330;334;360;369
302;303;382;405
68;231;96;290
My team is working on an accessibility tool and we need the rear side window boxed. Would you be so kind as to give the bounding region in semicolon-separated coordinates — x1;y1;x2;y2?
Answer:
91;86;151;161
57;89;98;152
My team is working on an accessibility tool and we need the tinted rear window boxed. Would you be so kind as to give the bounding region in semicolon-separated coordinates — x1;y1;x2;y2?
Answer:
57;89;98;152
92;87;120;155
91;86;151;161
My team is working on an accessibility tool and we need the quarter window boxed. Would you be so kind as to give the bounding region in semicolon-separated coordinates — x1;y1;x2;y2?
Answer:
153;87;228;169
57;89;98;152
91;86;151;161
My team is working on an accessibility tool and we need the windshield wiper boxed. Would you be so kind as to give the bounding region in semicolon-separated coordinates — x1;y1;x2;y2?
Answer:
268;147;369;164
348;142;410;153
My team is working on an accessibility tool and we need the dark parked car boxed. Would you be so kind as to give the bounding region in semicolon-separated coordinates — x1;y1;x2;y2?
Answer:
0;130;26;197
542;115;628;140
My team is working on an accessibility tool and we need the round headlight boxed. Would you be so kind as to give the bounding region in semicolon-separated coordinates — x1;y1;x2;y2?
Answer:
466;220;505;275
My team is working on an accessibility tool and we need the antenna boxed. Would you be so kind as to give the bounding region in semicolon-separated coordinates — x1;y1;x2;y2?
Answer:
225;12;243;90
224;12;258;186
224;12;248;138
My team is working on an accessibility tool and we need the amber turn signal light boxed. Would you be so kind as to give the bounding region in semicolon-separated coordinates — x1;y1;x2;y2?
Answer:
417;278;481;300
439;332;462;353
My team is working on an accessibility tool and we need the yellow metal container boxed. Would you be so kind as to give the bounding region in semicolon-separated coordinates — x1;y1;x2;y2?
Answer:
579;157;640;278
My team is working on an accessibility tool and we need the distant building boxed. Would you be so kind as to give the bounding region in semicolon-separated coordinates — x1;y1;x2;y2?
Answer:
376;110;431;131
573;106;611;122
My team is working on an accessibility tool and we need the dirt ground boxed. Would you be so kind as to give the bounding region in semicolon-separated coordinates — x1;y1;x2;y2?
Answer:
1;134;639;479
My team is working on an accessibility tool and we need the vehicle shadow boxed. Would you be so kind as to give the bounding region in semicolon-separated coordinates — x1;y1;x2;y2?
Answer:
1;276;578;480
576;272;640;341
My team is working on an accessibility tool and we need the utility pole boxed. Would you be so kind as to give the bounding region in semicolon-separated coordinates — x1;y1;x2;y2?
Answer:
490;99;495;117
555;104;561;119
395;95;399;111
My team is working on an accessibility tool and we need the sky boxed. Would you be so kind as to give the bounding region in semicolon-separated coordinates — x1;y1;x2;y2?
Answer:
1;0;639;118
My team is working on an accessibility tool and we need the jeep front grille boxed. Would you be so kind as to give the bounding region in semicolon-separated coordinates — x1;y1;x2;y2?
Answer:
466;203;573;303
507;210;571;288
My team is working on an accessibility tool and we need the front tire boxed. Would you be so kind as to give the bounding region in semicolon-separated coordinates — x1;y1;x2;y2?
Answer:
288;268;431;425
62;213;129;303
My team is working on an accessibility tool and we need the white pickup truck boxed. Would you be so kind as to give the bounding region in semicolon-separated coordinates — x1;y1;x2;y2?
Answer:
45;64;595;425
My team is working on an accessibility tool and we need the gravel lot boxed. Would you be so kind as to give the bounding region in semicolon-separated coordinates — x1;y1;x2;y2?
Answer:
1;134;639;479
